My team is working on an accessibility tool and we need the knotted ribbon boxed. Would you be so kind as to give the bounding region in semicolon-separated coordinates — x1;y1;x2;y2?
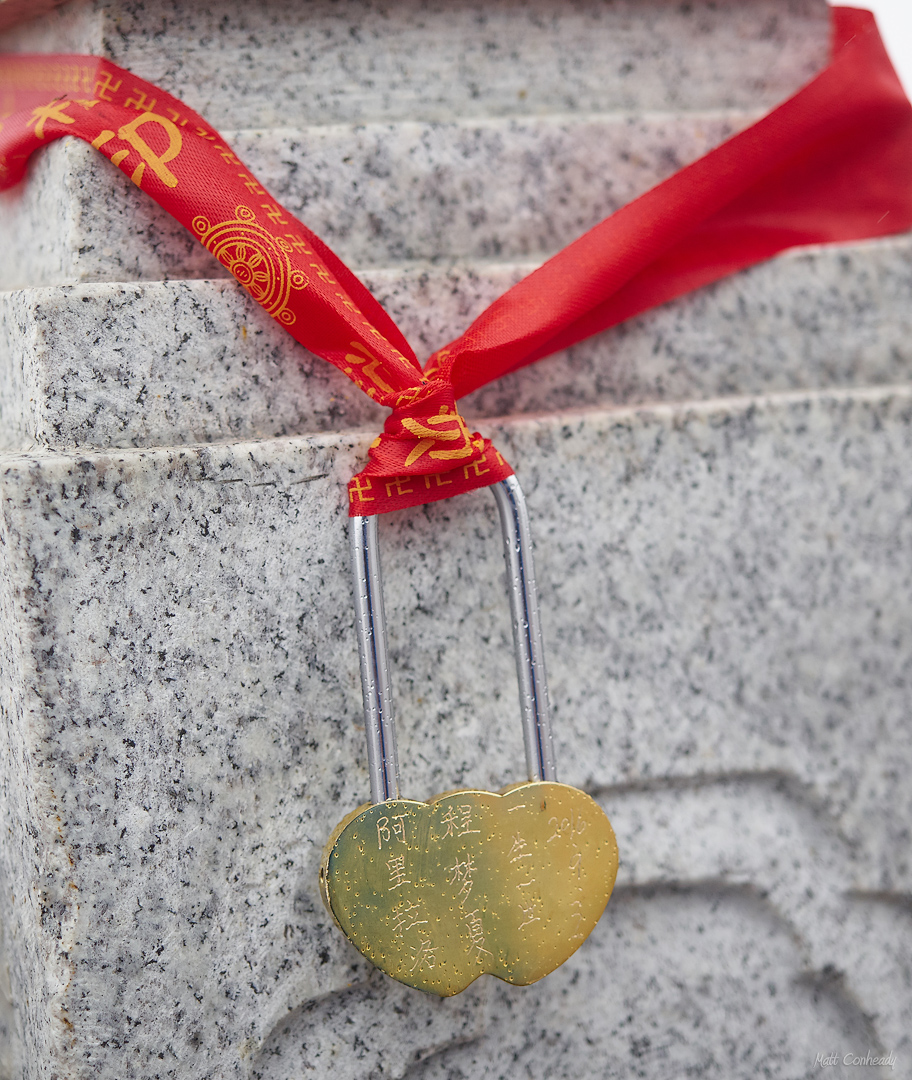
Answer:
1;7;911;514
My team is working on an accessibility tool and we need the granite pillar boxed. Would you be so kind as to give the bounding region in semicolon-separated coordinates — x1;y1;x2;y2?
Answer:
0;2;910;1077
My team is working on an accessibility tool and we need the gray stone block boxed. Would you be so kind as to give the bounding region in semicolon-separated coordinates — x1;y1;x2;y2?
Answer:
4;0;830;128
2;0;909;1075
0;112;757;289
3;236;912;453
0;386;910;1074
1;0;830;290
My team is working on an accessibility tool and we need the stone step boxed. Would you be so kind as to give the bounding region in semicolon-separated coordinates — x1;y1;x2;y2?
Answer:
0;110;756;289
4;0;829;128
2;235;911;452
0;382;909;1072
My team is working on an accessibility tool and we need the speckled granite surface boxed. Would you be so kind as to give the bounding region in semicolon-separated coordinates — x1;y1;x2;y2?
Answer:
3;236;912;452
3;0;911;1077
3;0;829;127
0;388;911;1077
0;0;828;292
0;112;757;290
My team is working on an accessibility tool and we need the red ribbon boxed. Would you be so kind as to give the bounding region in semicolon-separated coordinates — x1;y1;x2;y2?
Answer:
2;7;911;515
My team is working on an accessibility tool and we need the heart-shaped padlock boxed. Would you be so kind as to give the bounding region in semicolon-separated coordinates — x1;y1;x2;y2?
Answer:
321;477;618;997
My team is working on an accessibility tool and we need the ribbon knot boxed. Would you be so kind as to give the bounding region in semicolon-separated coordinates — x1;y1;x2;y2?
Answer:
347;380;513;514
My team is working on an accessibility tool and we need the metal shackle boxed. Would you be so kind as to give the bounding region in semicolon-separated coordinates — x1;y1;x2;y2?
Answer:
350;475;558;804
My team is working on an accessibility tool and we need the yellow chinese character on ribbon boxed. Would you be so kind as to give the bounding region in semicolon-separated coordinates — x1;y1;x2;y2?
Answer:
401;406;474;467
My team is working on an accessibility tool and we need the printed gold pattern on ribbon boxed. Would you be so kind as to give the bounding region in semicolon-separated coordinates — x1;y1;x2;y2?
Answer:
192;205;308;325
92;110;184;188
401;405;475;467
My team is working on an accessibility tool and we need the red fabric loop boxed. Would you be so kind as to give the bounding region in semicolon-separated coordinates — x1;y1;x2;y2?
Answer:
348;380;513;513
1;8;911;516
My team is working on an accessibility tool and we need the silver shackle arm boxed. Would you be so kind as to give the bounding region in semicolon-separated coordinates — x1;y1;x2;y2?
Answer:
492;475;557;785
350;512;399;804
350;475;557;805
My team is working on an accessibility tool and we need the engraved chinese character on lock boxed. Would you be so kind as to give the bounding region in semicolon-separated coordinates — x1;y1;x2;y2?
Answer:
320;476;619;997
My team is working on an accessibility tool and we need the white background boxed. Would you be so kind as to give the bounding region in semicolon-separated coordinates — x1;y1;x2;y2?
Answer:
847;0;912;94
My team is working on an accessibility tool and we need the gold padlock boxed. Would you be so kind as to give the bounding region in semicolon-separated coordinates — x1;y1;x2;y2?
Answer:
320;477;618;997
